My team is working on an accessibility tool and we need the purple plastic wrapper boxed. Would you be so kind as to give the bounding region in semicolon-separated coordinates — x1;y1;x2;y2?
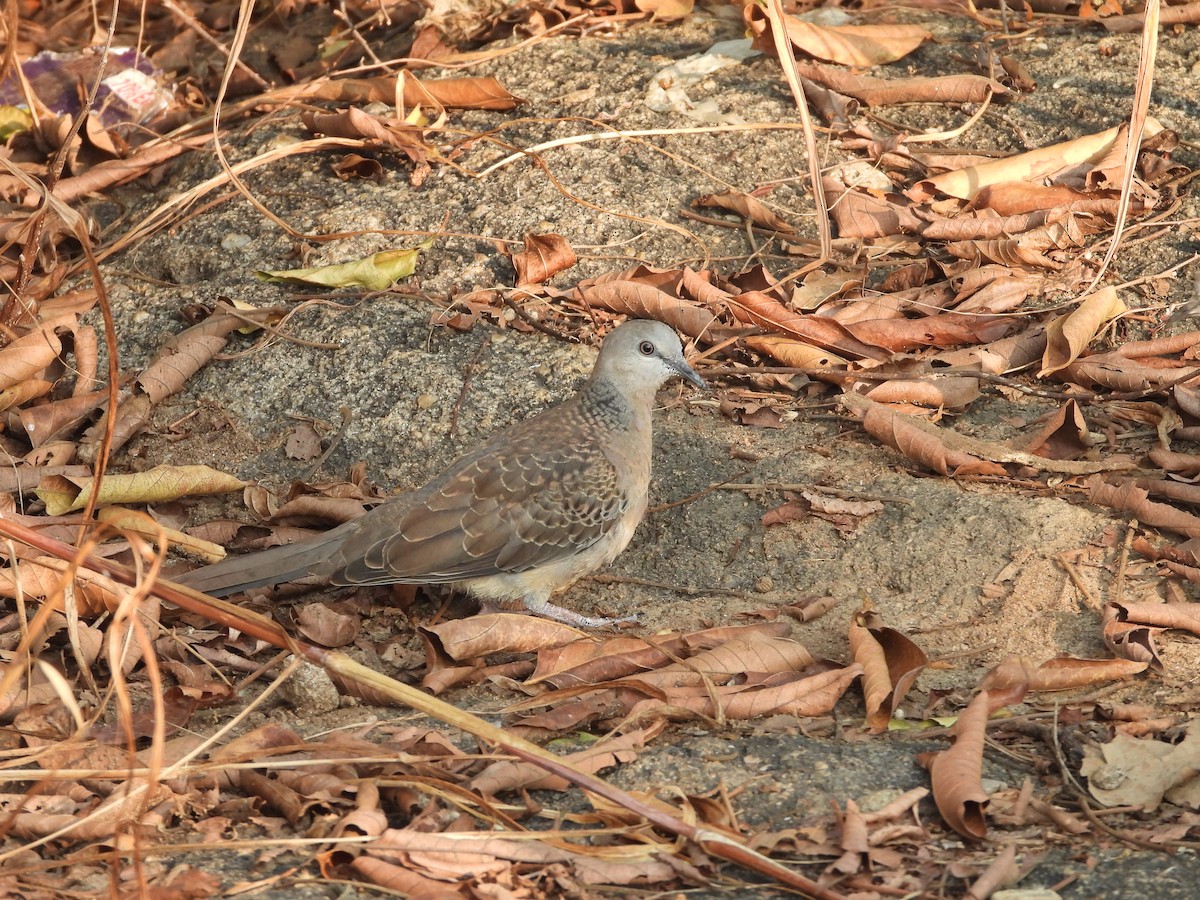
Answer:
0;47;173;130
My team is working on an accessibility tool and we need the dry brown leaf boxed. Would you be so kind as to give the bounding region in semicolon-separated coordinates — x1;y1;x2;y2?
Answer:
843;392;1135;475
632;635;815;690
511;233;577;286
422;613;586;663
1080;723;1200;811
1040;287;1126;376
293;74;523;111
952;273;1036;315
858;400;1007;477
743;335;849;369
790;63;1006;107
625;663;862;721
971;181;1114;216
731;291;887;360
16;390;108;448
635;0;694;20
912;120;1161;201
861;376;980;410
1110;600;1200;637
295;602;361;648
1059;351;1200;392
934;323;1048;375
0;314;69;390
822;176;926;240
926;690;993;839
469;729;653;795
526;623;793;688
693;191;795;232
1102;602;1164;671
979;653;1147;694
849;605;928;733
746;8;931;66
1087;477;1200;539
0;556;123;611
301;108;429;166
1022;399;1093;460
578;281;719;339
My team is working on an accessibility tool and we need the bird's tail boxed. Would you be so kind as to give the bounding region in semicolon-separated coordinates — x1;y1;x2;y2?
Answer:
173;524;352;597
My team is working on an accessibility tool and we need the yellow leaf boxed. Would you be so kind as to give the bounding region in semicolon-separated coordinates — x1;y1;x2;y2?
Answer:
36;465;245;516
256;241;432;291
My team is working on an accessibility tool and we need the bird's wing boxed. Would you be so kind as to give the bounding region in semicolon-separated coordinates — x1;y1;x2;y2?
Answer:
329;437;630;586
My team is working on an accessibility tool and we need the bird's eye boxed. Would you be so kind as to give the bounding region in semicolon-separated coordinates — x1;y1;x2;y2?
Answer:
638;340;655;356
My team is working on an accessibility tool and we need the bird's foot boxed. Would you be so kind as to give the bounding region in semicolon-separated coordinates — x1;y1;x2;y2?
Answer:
523;595;637;629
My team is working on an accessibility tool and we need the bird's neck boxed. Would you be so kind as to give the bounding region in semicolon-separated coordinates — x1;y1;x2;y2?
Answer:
580;375;652;432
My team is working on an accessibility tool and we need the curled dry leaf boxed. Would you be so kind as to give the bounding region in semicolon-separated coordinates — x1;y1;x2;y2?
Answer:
934;323;1047;375
743;335;849;369
0;313;74;390
1039;287;1126;376
849;605;928;733
979;653;1147;694
577;280;719;339
292;74;522;111
745;6;931;66
528;622;793;687
972;181;1110;216
967;843;1019;900
257;242;430;291
635;0;695;21
861;376;980;410
827;799;869;876
332;153;385;182
1102;602;1164;671
632;635;815;690
731;291;888;360
858;398;1007;477
822;175;926;241
912;120;1160;202
295;602;362;648
1061;352;1200;392
1148;447;1200;476
1022;399;1092;460
693;191;795;233
422;613;586;662
300;107;429;165
96;506;225;562
17;390;108;448
847;312;1018;354
789;63;1006;107
1110;600;1200;637
0;378;53;413
926;690;993;840
78;307;254;462
510;233;577;286
1087;477;1200;539
624;662;863;721
469;729;653;796
844;392;1136;476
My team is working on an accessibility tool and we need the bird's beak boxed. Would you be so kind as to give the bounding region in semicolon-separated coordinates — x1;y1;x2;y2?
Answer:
675;359;708;391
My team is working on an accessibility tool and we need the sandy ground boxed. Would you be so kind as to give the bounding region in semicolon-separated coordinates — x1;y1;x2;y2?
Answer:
89;8;1200;896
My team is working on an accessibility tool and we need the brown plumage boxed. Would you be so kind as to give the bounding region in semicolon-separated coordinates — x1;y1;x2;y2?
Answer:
175;320;706;626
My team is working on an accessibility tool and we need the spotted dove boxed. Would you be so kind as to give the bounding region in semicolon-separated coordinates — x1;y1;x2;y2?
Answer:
174;320;706;627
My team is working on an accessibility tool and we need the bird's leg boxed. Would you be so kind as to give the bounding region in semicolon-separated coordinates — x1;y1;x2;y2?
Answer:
522;592;637;628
